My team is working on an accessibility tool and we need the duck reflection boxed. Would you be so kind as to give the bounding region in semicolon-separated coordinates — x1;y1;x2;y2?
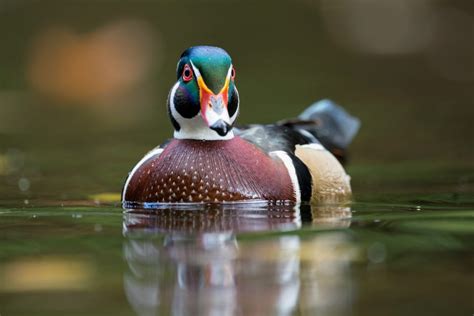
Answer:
123;204;356;316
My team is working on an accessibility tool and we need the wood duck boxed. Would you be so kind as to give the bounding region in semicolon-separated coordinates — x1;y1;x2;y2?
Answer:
122;46;360;206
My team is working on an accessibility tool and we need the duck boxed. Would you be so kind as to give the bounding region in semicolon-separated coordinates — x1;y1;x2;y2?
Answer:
122;46;360;206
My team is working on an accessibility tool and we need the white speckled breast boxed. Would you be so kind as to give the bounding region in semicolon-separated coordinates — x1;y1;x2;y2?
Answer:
123;137;295;203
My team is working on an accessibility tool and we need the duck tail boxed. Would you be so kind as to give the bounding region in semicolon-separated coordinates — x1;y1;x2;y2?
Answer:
278;99;360;164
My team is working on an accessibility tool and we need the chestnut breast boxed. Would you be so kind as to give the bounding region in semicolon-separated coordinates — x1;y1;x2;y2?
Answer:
123;137;295;203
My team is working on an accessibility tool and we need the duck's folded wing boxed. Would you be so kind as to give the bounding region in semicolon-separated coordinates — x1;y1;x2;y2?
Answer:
234;124;312;154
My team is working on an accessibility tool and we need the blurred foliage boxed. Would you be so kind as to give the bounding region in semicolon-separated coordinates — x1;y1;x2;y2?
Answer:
0;0;473;163
0;0;473;202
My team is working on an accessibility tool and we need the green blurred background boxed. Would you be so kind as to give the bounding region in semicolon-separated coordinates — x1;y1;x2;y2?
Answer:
0;2;473;315
0;0;473;201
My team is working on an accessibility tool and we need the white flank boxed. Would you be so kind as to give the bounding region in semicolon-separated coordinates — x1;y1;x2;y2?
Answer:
270;151;301;203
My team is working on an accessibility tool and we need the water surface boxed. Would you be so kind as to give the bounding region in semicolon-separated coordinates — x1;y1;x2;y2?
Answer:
0;177;472;316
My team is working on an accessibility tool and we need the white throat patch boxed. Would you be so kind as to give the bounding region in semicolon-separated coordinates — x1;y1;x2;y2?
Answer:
169;81;236;141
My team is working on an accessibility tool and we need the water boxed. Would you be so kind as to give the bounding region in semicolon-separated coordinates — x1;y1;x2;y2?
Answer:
0;187;472;315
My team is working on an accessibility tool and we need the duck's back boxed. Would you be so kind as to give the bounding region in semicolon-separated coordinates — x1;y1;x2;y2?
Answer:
122;137;296;204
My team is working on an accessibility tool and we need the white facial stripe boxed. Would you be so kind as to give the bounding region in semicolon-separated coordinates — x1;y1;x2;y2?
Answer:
229;87;240;124
225;64;233;81
171;81;234;140
207;64;233;126
169;81;181;121
190;60;233;87
189;60;202;79
230;107;239;124
190;60;232;124
171;61;236;141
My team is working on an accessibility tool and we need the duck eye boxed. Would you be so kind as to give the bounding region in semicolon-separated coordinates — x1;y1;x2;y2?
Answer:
182;64;193;82
231;67;236;80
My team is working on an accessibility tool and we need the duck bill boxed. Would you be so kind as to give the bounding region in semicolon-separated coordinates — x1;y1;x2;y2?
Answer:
197;76;232;136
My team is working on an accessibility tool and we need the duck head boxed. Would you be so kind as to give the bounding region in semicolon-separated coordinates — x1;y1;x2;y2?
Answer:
168;46;239;140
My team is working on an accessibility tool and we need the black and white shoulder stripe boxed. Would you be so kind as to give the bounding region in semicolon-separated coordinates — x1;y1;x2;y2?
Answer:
270;151;312;203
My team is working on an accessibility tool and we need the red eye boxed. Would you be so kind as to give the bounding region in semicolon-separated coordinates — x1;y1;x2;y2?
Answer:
231;67;236;80
182;64;193;82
